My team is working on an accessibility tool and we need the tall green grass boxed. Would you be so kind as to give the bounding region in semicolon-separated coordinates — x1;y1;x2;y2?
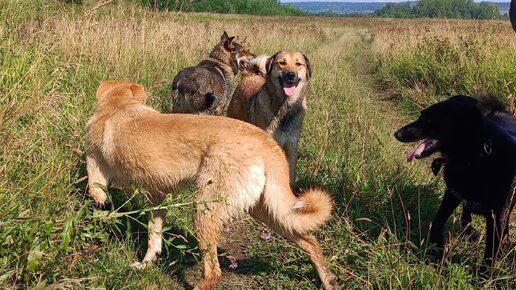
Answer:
371;20;516;110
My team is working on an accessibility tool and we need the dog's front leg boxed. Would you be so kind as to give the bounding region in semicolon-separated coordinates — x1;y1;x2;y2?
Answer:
429;189;461;258
132;209;166;269
86;152;112;208
194;203;223;290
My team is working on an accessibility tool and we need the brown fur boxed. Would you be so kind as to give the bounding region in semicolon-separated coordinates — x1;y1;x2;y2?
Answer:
227;53;267;120
86;81;337;290
227;50;313;187
168;32;246;115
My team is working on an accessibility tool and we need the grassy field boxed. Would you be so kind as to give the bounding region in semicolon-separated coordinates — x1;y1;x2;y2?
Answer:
1;1;515;289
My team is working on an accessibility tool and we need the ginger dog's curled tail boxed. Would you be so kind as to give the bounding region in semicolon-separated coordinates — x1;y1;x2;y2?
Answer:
291;187;334;233
261;162;333;235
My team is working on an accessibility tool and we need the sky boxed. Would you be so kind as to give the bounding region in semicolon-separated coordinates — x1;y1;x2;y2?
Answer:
282;0;510;2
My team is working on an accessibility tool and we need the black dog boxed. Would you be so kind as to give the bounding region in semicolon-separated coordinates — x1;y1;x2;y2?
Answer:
395;94;516;276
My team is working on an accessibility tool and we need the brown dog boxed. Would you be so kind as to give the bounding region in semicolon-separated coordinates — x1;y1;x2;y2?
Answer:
86;81;337;290
169;32;246;115
227;53;267;119
227;50;312;186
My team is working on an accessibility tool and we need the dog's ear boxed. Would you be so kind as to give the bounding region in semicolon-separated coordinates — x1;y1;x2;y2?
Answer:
96;80;119;100
220;31;229;42
462;105;483;126
266;52;280;75
302;53;312;79
130;83;147;103
224;36;236;52
450;105;484;140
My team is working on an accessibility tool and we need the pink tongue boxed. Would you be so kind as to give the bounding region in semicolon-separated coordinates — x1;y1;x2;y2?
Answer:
283;85;296;96
407;141;428;162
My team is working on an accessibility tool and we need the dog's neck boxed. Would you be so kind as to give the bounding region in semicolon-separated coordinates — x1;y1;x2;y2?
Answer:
442;128;491;165
264;79;308;134
208;44;238;75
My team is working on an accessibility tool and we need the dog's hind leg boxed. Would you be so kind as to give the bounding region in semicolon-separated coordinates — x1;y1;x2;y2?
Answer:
288;233;338;290
193;196;225;290
249;206;337;290
86;153;112;208
132;207;166;269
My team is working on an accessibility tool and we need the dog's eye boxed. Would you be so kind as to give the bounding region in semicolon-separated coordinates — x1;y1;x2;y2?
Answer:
296;62;302;67
278;61;286;66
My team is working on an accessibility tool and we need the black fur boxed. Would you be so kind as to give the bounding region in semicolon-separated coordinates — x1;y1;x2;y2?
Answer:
395;95;516;276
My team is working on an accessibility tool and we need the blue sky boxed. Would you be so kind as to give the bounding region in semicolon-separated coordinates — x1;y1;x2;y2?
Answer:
282;0;510;2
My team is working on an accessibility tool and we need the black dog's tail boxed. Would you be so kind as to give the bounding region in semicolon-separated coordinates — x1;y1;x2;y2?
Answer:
473;93;509;116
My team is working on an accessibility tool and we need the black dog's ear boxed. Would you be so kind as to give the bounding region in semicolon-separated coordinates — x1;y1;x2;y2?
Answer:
455;105;484;138
302;53;312;79
266;52;280;75
220;31;229;42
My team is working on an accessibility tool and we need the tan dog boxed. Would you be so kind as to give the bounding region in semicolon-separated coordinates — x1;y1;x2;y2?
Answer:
227;50;312;186
169;32;247;115
86;81;337;290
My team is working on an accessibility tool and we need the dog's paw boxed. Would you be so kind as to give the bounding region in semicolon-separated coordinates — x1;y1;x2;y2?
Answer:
96;200;112;211
462;226;480;242
323;273;338;290
426;247;444;264
90;188;111;209
130;261;152;270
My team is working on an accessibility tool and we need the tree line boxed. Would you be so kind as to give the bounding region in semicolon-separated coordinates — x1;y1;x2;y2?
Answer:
140;0;504;19
374;0;502;19
140;0;306;16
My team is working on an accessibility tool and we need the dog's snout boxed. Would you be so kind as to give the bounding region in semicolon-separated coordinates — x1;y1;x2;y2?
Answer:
285;71;296;81
394;130;403;141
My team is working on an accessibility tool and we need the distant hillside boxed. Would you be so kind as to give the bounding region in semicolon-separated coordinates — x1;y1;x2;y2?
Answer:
284;2;391;14
496;2;510;14
284;1;511;15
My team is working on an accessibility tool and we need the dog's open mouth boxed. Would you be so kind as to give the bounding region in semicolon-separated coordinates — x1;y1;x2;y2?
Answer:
279;78;299;97
407;139;440;162
238;61;247;71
